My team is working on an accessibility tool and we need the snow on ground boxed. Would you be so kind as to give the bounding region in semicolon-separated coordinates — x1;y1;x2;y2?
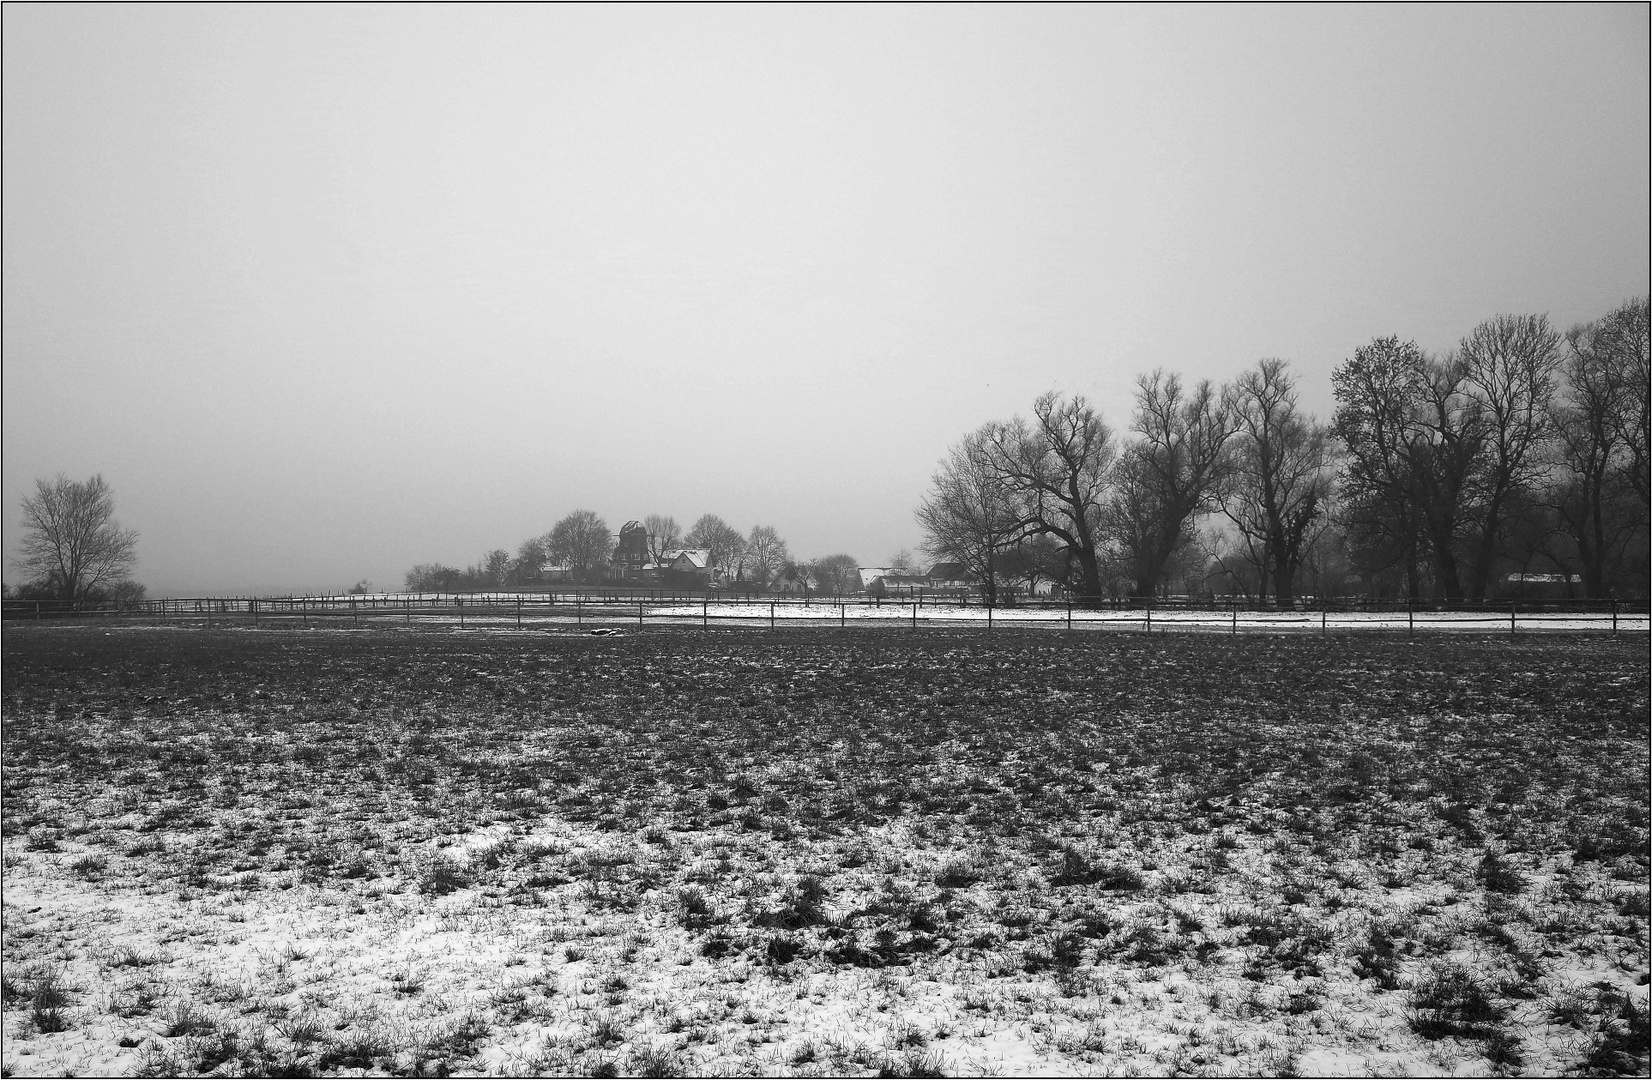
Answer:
3;629;1646;1077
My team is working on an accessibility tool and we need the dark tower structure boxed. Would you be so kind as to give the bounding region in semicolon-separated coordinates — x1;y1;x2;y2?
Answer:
615;520;650;569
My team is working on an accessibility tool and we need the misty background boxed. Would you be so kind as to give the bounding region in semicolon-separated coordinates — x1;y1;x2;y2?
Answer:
4;5;1647;597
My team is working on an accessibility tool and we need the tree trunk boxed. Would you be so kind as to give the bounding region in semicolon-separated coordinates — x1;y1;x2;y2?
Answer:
1468;493;1505;600
1272;552;1296;606
1072;546;1101;599
1432;545;1462;601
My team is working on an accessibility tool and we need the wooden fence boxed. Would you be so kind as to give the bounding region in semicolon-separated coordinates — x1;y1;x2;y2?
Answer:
2;593;1646;636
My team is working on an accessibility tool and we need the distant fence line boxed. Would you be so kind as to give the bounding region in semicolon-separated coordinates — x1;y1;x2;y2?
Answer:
2;592;1646;636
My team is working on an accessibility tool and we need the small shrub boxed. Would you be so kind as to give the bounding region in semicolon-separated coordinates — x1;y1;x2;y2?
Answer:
629;1044;682;1078
1407;961;1505;1040
874;1048;947;1077
1477;850;1527;894
419;855;470;896
934;856;983;888
163;999;218;1038
68;853;107;878
1351;922;1404;991
390;969;424;995
764;932;806;966
676;886;713;929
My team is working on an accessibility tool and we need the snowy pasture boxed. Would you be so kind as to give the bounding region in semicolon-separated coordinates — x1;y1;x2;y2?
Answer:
2;628;1647;1077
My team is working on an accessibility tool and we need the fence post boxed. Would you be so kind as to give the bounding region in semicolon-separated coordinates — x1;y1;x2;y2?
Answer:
912;602;917;630
703;596;708;628
1066;599;1072;631
840;602;845;629
639;600;645;628
1510;599;1516;637
1612;599;1617;637
1407;596;1413;637
253;599;259;626
988;602;993;633
459;596;465;630
1232;599;1237;636
1145;596;1152;635
770;602;775;630
577;600;582;626
1322;598;1327;634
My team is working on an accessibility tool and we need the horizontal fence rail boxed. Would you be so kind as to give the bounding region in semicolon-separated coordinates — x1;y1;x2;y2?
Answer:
3;593;1647;636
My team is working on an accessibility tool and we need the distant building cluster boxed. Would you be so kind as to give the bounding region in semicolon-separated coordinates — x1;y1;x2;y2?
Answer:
541;521;718;587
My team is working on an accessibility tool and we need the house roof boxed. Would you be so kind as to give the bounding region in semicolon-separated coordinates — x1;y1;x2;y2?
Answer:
926;562;970;582
860;567;931;588
664;548;711;570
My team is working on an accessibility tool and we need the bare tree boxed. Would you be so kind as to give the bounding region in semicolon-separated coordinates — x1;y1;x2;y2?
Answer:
807;554;860;596
1333;338;1475;599
1106;372;1238;598
547;510;612;583
1595;296;1651;508
1409;352;1488;599
509;536;549;586
980;392;1116;597
1548;317;1642;597
643;515;682;563
685;514;746;577
916;428;1020;604
1224;359;1334;604
482;549;512;588
13;474;139;602
1457;314;1563;597
744;525;789;587
405;563;460;591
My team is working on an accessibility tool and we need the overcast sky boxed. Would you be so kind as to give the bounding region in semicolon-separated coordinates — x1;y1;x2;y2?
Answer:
4;5;1647;596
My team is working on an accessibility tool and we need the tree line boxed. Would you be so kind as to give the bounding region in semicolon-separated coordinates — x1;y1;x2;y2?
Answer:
404;511;862;595
919;299;1649;602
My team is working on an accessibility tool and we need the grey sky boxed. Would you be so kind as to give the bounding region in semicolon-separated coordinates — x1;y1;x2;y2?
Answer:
4;5;1647;596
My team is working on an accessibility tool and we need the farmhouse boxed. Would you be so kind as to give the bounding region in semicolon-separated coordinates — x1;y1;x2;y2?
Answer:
1503;572;1584;598
661;548;715;587
859;567;932;597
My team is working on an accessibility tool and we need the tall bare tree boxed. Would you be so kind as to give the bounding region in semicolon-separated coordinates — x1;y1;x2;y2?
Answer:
481;549;511;588
744;525;789;587
547;510;612;583
1333;337;1486;600
1457;314;1562;597
1224;359;1333;603
509;536;549;585
1595;297;1651;508
1106;372;1238;598
643;515;682;563
14;474;139;602
1409;353;1487;599
806;554;860;596
1549;316;1643;597
685;514;746;577
980;392;1116;597
916;427;1020;604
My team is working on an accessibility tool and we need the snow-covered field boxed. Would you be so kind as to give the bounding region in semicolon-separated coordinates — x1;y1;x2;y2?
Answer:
2;628;1647;1077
